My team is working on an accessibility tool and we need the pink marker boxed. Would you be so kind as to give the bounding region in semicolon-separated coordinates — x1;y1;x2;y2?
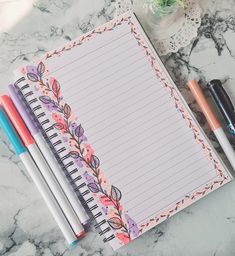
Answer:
188;80;235;170
8;84;89;225
0;95;85;238
0;106;77;245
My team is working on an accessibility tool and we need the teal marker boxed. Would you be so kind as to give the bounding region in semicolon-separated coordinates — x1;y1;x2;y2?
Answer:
0;107;25;155
0;106;77;245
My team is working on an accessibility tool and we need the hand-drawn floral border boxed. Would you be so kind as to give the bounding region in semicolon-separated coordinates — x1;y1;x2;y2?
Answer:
23;12;231;246
25;61;140;246
127;15;230;232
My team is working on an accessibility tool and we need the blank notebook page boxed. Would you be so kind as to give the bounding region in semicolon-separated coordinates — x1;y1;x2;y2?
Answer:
42;16;230;228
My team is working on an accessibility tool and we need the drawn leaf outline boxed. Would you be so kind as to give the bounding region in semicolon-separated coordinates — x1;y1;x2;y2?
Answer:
52;79;60;97
87;183;100;193
37;62;45;76
107;217;123;230
75;124;84;138
63;104;71;118
69;151;80;158
110;185;122;202
53;123;64;130
90;155;100;169
27;73;38;82
39;96;52;104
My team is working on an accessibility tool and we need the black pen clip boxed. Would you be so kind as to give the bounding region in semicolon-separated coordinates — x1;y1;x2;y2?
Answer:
208;79;234;112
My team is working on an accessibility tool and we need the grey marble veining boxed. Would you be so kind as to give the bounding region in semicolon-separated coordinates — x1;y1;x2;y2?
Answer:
0;0;235;255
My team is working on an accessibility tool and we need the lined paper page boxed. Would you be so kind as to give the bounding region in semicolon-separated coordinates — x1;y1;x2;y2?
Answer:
44;21;220;225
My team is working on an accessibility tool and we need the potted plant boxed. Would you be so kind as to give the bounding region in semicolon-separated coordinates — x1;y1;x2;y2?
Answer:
141;0;185;28
146;0;185;16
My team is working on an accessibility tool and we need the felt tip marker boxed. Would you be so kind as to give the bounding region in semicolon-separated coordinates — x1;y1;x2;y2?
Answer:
207;80;235;136
8;84;89;225
0;95;85;238
0;106;77;245
188;80;235;171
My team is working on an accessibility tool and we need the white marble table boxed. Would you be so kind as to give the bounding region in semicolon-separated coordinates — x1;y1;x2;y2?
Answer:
0;1;235;255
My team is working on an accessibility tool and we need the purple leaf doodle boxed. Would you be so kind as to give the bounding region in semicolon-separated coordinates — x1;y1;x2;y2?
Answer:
80;134;87;143
69;123;87;143
75;157;83;168
37;62;45;77
124;213;140;238
26;69;133;243
45;102;59;112
83;171;96;184
27;72;39;82
87;183;100;193
75;124;84;138
70;122;78;131
69;151;80;158
26;65;38;75
90;155;100;169
39;96;52;104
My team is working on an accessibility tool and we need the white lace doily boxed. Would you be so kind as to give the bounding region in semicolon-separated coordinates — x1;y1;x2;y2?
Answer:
114;0;201;55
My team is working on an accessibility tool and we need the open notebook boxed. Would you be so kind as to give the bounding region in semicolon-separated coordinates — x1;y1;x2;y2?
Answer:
12;12;232;250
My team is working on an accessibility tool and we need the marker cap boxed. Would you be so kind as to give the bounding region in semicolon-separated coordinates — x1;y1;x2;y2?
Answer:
0;106;26;155
188;80;221;131
0;95;35;147
8;84;39;136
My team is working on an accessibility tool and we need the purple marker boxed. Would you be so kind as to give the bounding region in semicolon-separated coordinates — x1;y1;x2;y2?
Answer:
8;84;89;225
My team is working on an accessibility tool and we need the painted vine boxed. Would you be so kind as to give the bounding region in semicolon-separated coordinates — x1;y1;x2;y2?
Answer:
25;62;142;244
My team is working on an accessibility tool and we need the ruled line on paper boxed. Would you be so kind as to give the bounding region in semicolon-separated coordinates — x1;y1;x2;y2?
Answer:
42;20;223;232
104;132;193;171
82;86;166;124
113;145;202;186
84;99;171;138
130;171;216;221
125;164;214;210
61;47;143;89
45;29;132;76
98;117;183;159
59;37;145;87
70;69;156;108
71;74;157;113
64;60;150;102
80;81;162;118
136;175;217;224
57;38;139;83
122;154;206;198
64;58;160;103
119;149;203;190
91;105;174;145
94;111;180;150
83;92;170;132
109;137;197;185
66;61;154;105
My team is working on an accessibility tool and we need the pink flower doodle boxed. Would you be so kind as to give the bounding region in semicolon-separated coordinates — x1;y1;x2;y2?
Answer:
26;62;135;244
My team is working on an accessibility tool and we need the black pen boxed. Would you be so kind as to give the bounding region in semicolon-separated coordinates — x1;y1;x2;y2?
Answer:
207;79;235;136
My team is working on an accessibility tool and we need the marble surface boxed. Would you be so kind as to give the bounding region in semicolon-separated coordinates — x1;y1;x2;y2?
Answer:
0;0;235;255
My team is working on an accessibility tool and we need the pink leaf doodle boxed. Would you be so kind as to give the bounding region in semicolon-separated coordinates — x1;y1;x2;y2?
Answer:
107;217;123;230
116;233;131;244
99;195;113;206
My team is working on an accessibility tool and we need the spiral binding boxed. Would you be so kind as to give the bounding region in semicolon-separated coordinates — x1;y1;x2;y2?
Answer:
14;77;115;243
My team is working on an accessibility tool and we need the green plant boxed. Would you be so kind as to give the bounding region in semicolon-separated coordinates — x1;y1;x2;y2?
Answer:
145;0;185;17
153;0;185;7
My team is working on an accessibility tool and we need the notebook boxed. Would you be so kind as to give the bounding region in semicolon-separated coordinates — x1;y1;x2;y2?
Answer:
10;11;232;250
